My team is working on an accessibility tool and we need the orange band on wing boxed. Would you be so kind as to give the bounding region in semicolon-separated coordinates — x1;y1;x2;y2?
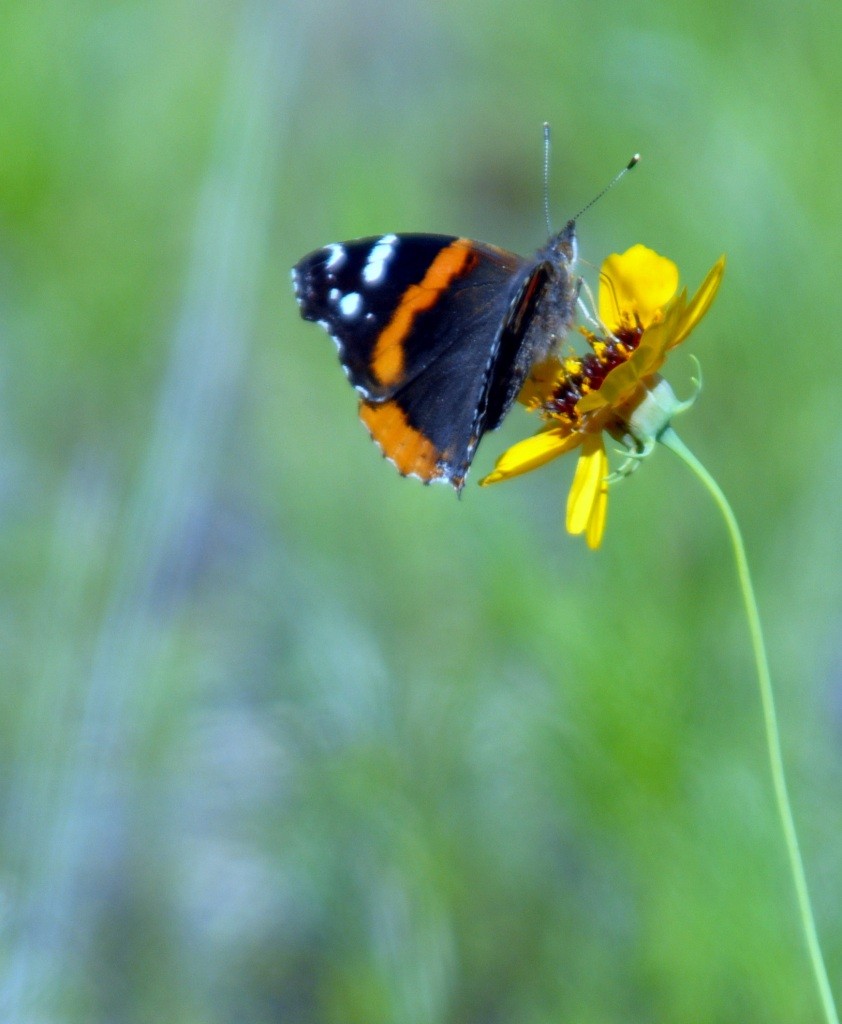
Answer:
360;399;443;481
370;240;479;387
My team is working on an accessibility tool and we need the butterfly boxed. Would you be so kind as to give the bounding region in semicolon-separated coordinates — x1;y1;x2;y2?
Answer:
291;222;580;492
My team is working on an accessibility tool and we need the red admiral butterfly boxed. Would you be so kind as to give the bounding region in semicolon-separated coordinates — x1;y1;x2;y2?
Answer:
292;226;578;492
291;144;636;492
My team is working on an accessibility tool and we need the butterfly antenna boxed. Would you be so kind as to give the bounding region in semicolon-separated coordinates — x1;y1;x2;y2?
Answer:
572;153;640;222
542;122;552;235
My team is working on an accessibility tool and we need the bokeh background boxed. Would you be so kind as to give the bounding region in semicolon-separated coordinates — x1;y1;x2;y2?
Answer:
2;0;841;1021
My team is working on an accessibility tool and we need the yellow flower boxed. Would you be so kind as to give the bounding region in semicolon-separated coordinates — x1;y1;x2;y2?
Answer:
481;245;726;549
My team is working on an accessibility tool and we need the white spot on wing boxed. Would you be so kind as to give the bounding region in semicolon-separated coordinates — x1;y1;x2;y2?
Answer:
362;233;398;285
325;244;345;271
339;292;362;318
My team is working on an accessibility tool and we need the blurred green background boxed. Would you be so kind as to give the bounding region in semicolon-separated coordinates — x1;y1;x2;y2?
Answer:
2;0;841;1021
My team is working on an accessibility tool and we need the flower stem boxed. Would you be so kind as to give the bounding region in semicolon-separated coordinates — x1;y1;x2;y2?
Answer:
658;426;838;1024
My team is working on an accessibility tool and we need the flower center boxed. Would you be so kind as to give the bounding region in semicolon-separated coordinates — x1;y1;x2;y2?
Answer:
541;323;644;426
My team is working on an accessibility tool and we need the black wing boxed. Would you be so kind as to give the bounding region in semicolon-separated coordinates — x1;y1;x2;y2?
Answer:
292;233;550;489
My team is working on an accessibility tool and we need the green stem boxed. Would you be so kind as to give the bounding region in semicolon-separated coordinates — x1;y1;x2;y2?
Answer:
659;425;838;1024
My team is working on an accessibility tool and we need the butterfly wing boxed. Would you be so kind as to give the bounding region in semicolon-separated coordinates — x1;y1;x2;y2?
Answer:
292;233;547;489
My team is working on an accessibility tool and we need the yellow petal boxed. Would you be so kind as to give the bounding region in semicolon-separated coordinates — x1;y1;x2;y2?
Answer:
566;435;608;537
577;356;642;415
576;292;686;416
617;293;686;382
517;356;567;409
575;391;607;416
480;428;581;485
599;245;679;333
586;479;608;550
668;254;726;349
577;253;725;421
